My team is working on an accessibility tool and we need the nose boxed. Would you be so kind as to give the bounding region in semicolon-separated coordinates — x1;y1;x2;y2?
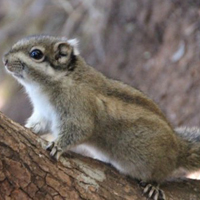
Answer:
2;53;9;65
3;59;8;65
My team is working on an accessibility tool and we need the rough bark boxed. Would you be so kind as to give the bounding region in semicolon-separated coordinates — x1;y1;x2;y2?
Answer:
0;112;200;200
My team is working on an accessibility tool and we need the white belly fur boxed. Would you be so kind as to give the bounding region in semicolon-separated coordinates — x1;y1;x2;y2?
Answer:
71;144;127;174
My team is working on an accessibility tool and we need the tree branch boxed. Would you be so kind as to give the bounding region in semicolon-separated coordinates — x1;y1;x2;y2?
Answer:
0;112;199;200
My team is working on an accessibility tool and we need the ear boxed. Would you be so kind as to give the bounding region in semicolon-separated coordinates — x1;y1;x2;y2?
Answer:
54;42;72;65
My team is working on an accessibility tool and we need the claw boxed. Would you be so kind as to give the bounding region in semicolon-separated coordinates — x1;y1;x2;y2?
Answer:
158;190;166;200
45;141;54;151
138;181;166;200
55;150;63;160
149;186;156;198
153;192;159;200
50;146;58;157
45;141;63;161
144;184;152;194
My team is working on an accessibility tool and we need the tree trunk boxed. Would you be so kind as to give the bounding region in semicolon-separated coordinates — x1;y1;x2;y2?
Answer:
0;112;199;200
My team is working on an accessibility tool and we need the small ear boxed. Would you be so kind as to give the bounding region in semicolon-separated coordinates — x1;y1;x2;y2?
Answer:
67;39;79;55
54;42;72;64
54;42;71;55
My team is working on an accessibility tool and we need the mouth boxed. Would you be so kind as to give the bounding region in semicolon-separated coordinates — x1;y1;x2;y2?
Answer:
5;64;24;79
13;73;24;79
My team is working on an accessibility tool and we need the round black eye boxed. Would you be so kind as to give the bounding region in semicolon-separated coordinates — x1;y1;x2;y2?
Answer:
30;49;44;60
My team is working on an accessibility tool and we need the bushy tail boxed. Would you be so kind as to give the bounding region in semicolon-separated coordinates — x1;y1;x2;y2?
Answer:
175;127;200;171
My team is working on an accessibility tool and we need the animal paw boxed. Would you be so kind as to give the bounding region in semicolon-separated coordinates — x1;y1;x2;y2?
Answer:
26;122;40;133
46;141;64;160
139;181;165;200
25;121;46;134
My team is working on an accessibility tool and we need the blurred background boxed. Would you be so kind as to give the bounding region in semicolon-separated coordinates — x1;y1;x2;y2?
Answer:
0;0;200;129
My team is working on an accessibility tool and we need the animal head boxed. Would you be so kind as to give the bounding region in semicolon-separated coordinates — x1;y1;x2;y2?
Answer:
3;35;79;84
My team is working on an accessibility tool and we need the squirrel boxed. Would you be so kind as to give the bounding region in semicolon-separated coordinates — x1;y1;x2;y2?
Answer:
3;35;200;200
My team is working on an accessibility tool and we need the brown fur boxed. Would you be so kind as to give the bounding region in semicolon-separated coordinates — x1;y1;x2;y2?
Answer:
3;35;200;200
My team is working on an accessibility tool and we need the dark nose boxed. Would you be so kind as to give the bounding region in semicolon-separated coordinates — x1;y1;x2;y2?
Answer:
3;59;8;65
2;53;9;65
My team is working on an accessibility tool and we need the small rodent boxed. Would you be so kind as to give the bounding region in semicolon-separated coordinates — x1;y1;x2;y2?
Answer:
3;35;200;200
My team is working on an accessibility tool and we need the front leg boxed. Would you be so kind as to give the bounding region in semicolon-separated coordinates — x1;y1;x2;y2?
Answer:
25;111;49;135
46;119;93;160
